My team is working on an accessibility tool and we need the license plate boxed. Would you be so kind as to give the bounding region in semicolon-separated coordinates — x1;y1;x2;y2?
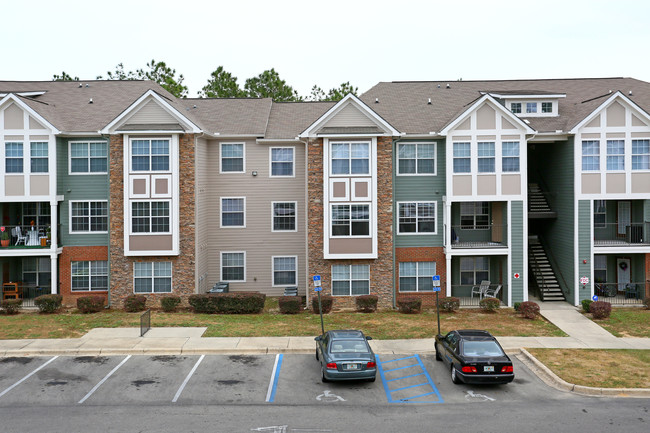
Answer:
483;366;494;372
345;364;359;370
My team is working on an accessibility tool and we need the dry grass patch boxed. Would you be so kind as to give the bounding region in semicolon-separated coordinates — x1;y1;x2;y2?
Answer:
528;349;650;389
591;308;650;338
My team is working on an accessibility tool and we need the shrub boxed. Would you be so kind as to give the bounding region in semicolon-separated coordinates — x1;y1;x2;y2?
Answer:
513;302;521;312
312;295;333;314
160;296;181;312
438;297;460;313
77;295;104;313
589;300;612;319
479;297;500;312
124;295;147;312
397;296;422;314
1;299;22;314
581;299;593;313
519;301;540;319
279;296;301;314
643;297;650;310
188;292;266;314
355;295;378;313
34;294;62;313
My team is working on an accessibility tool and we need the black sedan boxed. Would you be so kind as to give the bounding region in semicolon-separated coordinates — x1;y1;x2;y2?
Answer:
315;330;377;382
435;329;514;385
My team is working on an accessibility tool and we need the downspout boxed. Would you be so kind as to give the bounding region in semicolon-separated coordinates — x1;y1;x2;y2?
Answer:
100;133;112;308
296;137;310;309
392;138;399;309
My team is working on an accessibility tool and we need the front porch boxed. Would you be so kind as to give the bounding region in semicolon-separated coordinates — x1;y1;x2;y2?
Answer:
449;201;508;249
1;257;53;307
593;200;650;247
593;253;648;305
450;255;509;306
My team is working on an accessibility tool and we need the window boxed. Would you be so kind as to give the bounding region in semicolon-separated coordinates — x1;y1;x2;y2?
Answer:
398;202;436;234
221;143;244;172
594;255;607;283
632;139;650;170
70;141;108;173
453;142;471;173
582;140;600;171
30;142;48;173
221;198;245;227
5;142;23;173
331;204;369;236
397;142;435;175
131;139;170;171
22;258;51;289
270;147;294;176
273;256;297;286
70;201;108;232
272;202;296;231
399;262;435;292
541;102;553;113
460;202;489;229
134;262;172;293
332;264;370;296
510;103;521;114
502;141;520;172
594;200;606;228
460;257;489;285
526;102;537;114
132;201;170;233
71;261;108;291
606;140;624;170
331;141;369;175
22;202;50;228
221;252;245;281
477;142;495;173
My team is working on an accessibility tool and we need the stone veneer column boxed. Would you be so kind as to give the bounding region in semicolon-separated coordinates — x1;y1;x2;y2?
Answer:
108;134;196;308
307;137;394;309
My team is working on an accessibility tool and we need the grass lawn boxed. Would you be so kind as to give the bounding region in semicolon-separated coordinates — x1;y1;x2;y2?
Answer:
590;308;650;338
0;304;565;340
528;348;650;389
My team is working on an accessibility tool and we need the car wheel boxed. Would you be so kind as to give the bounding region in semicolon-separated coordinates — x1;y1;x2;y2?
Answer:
315;348;319;361
321;367;328;383
368;376;376;383
435;344;442;361
451;366;460;384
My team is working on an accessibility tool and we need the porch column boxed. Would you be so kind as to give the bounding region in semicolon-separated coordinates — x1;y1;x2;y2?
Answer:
50;255;58;294
50;202;58;294
446;255;452;296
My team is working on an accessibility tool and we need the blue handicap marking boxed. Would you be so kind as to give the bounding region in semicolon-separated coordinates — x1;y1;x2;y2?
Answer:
592;295;598;301
376;354;443;404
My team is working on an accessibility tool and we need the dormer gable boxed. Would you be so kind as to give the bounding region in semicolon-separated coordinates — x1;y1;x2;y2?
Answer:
570;91;650;133
0;93;59;133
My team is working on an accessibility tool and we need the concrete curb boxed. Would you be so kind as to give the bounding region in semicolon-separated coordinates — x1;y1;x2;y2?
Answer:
517;348;650;398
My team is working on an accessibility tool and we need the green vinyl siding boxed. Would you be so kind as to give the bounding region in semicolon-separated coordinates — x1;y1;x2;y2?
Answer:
510;201;524;304
56;137;109;246
394;140;444;247
578;200;591;301
450;255;507;298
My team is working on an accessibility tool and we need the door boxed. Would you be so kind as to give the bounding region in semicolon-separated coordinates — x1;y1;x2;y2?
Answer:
617;201;631;236
616;258;631;293
491;202;503;243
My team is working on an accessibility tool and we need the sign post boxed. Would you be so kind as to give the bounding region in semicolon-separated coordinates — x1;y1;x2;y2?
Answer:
313;275;324;335
432;276;441;336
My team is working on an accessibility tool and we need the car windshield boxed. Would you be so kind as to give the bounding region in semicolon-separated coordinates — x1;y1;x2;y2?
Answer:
329;340;369;353
462;340;504;357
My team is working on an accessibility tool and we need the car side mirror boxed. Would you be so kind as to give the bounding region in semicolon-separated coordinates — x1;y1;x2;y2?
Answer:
314;336;322;341
365;336;373;340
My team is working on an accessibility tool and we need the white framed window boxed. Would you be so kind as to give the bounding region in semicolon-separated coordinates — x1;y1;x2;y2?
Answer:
22;258;51;289
460;202;489;229
460;257;489;285
594;255;607;283
221;197;245;227
397;142;436;175
606;140;625;171
221;252;245;282
131;201;170;233
397;202;436;234
582;140;600;171
526;102;537;114
331;141;370;175
270;147;294;177
131;138;170;172
453;142;470;173
272;256;297;286
510;103;522;114
5;142;23;173
594;200;606;229
399;262;435;292
272;202;296;232
541;102;553;113
502;141;520;172
71;261;108;291
30;142;48;173
134;262;172;293
477;142;495;173
331;204;370;237
332;264;370;296
632;139;650;170
22;203;50;228
70;141;108;174
70;201;108;233
221;142;245;173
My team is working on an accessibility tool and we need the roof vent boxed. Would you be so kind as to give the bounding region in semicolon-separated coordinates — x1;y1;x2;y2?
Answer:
437;84;441;88
427;98;432;105
88;98;93;104
609;90;612;94
446;84;450;89
78;83;82;88
86;84;89;88
375;98;379;104
193;104;197;109
629;90;633;96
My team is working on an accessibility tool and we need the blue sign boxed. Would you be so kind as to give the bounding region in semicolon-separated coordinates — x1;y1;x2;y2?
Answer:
314;286;322;292
592;295;598;301
432;275;440;287
313;275;321;287
433;286;441;292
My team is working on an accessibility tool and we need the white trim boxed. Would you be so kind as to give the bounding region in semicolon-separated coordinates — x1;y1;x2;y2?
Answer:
151;174;172;198
220;251;246;283
328;140;372;177
271;255;298;287
351;179;371;201
0;93;61;134
219;142;246;174
397;261;437;293
484;92;566;99
329;178;350;201
129;175;150;198
70;260;109;292
330;263;371;297
68;200;109;234
68;140;108;175
220;196;246;228
440;95;536;135
132;261;173;294
129;136;172;174
396;141;437;176
271;201;298;233
396;201;437;235
329;203;372;239
269;146;295;178
570;91;650;134
129;199;173;235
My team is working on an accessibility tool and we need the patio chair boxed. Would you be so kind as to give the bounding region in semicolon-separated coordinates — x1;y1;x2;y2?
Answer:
471;280;491;298
14;226;26;245
484;284;502;299
625;284;640;300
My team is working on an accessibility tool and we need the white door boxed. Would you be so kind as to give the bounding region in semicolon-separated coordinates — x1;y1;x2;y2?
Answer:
616;258;631;293
617;201;631;235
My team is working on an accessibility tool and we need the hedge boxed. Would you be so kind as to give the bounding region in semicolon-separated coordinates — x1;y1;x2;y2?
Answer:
643;297;650;310
188;292;266;314
279;296;301;314
1;299;22;314
581;299;593;313
519;301;540;319
397;296;422;314
124;295;147;312
311;295;333;314
438;296;460;313
34;294;63;313
160;296;181;312
479;297;500;312
77;295;105;313
355;295;378;313
589;300;612;319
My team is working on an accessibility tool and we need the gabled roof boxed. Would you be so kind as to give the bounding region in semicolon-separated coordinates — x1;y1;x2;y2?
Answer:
0;93;60;134
569;91;650;133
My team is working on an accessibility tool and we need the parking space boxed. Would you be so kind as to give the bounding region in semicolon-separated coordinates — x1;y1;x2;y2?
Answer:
377;354;443;403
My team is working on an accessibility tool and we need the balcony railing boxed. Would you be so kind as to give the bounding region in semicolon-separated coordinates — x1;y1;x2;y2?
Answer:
593;222;650;246
1;283;52;308
594;282;647;305
450;224;508;249
450;284;507;306
0;225;52;249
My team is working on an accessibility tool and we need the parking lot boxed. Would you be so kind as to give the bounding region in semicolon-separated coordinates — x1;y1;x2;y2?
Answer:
0;353;555;407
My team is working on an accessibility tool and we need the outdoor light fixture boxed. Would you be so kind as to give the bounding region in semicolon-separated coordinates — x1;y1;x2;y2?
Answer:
252;171;258;176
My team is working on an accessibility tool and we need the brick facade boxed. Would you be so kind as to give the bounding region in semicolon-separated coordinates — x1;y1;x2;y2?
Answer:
307;137;394;309
395;247;447;307
58;246;109;307
108;134;196;308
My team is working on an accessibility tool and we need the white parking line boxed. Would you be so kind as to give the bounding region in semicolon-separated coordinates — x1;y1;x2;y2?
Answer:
265;354;283;402
78;355;131;404
172;354;204;403
0;356;59;399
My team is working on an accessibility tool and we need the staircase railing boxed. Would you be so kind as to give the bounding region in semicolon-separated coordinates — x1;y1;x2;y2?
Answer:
528;243;549;300
535;170;557;212
538;234;569;300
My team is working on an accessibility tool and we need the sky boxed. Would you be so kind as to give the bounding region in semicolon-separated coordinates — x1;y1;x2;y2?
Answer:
2;0;650;97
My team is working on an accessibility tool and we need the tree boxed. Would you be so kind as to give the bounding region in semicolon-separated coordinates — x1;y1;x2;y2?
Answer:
97;60;188;98
52;71;79;81
326;81;358;101
307;85;326;101
97;63;137;81
243;68;301;101
199;66;245;98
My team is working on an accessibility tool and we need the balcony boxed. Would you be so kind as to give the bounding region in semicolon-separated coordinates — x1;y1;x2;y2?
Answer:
0;225;53;250
450;224;508;249
593;222;650;247
594;282;647;305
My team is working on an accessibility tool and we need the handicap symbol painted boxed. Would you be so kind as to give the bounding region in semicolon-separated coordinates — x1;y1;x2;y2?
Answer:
316;390;346;402
464;390;495;402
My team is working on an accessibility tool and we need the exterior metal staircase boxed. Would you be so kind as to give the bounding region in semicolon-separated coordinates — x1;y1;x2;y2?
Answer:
528;183;557;218
528;236;565;302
